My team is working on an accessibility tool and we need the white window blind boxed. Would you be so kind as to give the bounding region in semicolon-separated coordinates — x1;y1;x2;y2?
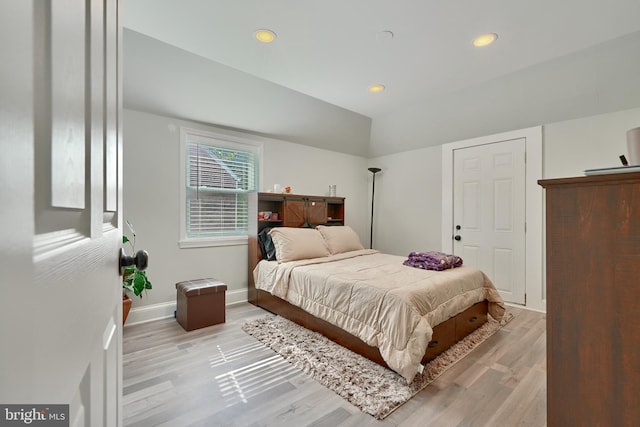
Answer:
185;141;258;238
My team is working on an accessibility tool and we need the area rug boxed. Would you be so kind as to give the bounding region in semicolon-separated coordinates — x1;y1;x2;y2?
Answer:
242;311;513;419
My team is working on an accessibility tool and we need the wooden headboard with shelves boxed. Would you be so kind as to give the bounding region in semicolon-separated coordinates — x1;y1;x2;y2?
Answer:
247;192;345;303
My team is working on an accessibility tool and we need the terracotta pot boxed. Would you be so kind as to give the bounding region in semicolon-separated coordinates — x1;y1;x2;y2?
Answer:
122;293;132;325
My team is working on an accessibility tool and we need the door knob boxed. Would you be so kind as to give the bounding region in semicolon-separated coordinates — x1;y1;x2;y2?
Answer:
119;248;149;274
454;225;462;241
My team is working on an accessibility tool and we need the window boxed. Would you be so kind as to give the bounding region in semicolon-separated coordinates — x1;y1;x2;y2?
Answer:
180;128;261;247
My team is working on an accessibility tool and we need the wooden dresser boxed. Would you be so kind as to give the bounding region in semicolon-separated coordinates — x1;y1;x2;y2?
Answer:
539;172;640;426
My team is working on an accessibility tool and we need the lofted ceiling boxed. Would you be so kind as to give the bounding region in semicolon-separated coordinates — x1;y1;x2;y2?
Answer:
124;0;640;120
123;1;640;157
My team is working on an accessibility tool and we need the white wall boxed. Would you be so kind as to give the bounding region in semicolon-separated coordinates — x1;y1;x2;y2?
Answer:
371;107;640;310
544;107;640;178
123;109;369;323
370;108;640;241
367;145;443;256
124;106;639;322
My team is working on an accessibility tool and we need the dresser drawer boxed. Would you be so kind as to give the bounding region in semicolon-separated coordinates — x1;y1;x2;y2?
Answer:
423;315;456;363
455;300;488;341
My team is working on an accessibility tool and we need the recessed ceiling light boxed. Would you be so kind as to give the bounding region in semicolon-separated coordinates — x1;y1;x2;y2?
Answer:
255;29;276;43
473;33;498;47
368;84;386;93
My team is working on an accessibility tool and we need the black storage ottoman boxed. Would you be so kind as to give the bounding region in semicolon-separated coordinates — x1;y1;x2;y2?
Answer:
176;278;227;331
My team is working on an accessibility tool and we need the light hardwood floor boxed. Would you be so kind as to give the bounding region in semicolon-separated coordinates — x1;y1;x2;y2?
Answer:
123;303;546;427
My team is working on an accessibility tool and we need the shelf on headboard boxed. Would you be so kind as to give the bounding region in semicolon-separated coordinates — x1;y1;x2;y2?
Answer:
247;192;346;304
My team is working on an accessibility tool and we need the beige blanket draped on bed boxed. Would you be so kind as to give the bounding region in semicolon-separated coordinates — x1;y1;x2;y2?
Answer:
254;249;505;383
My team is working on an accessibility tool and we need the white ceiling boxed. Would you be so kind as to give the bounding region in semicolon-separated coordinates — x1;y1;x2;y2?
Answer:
124;0;640;120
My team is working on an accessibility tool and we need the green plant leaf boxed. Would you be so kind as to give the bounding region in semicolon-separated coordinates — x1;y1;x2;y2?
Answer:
126;269;151;298
122;266;137;295
133;271;146;297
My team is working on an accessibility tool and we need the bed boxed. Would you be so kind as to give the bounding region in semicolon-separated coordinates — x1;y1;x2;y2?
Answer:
248;224;505;383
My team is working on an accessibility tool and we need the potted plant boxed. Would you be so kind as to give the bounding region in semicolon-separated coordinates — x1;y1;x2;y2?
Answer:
122;221;152;324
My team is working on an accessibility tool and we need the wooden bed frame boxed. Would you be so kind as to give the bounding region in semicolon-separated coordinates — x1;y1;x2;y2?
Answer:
253;288;488;366
247;192;490;368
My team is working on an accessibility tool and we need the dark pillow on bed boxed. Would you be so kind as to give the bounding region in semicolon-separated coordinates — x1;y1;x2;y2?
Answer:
258;228;277;261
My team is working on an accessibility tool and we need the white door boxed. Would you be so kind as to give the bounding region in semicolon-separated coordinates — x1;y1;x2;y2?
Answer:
453;139;526;304
0;1;123;426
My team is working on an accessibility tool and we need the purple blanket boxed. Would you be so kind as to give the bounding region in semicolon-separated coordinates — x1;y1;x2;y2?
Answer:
403;251;463;271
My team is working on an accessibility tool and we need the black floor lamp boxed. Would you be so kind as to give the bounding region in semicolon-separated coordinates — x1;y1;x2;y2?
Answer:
368;167;382;249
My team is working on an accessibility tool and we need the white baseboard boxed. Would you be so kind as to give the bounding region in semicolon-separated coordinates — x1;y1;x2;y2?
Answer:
125;301;175;326
124;288;249;327
505;301;546;314
226;288;248;306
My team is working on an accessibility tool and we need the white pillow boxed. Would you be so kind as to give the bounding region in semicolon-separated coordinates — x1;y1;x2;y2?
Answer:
268;227;330;262
316;225;364;255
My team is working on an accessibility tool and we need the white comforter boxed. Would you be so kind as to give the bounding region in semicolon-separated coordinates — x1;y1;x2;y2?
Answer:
254;249;505;383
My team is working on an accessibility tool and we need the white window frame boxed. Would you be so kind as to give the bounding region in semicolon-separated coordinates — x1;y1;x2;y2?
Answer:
179;127;263;248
